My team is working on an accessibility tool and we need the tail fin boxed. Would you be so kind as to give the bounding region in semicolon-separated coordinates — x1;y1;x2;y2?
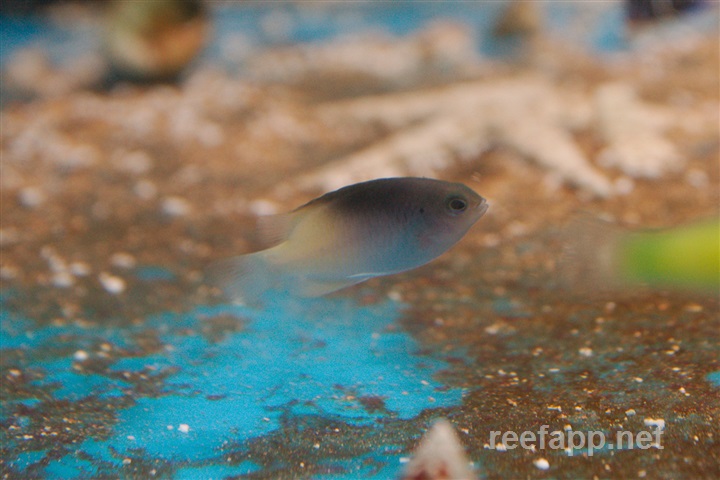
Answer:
206;252;279;305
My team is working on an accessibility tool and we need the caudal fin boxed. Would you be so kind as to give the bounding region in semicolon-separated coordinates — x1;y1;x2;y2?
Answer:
206;252;280;305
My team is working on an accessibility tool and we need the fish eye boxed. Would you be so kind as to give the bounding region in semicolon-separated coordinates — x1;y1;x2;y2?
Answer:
446;196;468;214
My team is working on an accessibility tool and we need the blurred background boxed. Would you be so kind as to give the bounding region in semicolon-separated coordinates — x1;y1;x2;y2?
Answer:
1;1;718;479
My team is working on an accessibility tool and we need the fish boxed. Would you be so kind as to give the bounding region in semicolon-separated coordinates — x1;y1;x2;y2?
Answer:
208;177;488;303
626;0;707;24
559;217;719;294
400;419;476;480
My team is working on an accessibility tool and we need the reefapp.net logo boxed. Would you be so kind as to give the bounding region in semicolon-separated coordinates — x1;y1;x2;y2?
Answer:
487;424;665;457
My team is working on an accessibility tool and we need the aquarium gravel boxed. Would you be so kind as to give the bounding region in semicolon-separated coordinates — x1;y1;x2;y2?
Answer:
1;3;719;479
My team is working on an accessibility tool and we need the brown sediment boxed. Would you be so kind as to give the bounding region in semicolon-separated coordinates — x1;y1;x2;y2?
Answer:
1;17;718;479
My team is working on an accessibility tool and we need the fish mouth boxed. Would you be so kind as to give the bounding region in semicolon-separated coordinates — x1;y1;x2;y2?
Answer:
475;198;489;218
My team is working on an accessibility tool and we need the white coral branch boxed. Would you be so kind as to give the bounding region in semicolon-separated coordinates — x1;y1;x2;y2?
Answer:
594;82;683;178
300;76;614;197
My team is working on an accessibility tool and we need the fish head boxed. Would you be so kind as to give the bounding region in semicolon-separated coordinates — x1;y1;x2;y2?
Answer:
415;182;488;253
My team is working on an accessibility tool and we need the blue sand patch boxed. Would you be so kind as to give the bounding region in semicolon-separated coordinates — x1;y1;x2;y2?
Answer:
44;456;97;480
12;449;47;472
707;371;720;387
0;313;71;350
1;294;463;478
30;358;127;401
99;299;462;463
174;462;261;480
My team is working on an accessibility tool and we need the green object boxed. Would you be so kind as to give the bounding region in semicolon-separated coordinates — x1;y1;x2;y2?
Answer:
618;219;720;291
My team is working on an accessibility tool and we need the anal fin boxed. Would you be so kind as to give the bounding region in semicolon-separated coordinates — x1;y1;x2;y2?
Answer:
296;276;369;297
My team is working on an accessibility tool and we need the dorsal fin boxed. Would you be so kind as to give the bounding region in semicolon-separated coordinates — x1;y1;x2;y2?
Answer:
255;198;324;248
